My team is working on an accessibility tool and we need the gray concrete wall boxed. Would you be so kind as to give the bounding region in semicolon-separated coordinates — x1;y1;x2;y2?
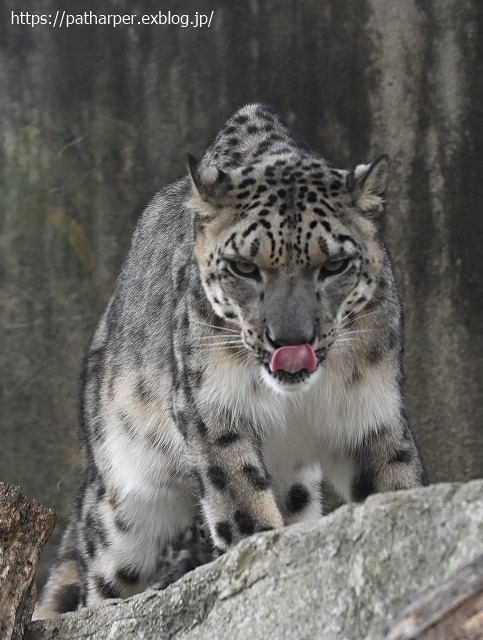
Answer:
1;0;482;585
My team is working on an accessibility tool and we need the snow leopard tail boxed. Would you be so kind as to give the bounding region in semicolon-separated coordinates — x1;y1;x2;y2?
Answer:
33;521;81;619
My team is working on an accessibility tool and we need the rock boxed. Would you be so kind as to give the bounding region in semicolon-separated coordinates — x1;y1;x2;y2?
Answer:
367;552;483;639
0;483;56;640
25;480;483;640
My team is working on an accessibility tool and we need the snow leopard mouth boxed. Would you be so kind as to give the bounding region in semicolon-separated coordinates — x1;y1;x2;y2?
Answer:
261;344;325;385
263;364;314;384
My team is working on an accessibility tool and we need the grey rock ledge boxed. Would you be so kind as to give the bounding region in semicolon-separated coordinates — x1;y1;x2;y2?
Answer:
26;480;483;640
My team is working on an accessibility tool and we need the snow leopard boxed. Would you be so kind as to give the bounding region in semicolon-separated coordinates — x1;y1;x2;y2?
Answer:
34;103;427;618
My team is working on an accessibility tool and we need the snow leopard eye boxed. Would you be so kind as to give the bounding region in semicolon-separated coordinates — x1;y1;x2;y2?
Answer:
227;260;260;279
319;257;350;278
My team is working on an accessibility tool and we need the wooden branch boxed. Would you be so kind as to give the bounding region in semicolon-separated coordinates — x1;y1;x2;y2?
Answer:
0;483;56;640
366;553;483;640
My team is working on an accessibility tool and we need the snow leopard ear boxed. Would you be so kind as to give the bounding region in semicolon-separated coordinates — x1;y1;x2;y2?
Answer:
187;154;233;207
347;154;389;219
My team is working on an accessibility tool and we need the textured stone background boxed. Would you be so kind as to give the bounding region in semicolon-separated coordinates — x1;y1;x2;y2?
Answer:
1;0;482;586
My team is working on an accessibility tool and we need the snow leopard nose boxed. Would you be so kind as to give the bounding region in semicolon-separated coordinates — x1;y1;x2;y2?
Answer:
265;325;316;348
264;276;317;348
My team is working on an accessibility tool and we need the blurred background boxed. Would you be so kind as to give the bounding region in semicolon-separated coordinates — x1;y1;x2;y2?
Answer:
1;0;482;587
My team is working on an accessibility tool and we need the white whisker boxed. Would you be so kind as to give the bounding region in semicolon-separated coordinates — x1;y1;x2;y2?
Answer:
339;309;379;329
200;344;246;351
339;329;372;336
195;338;244;345
191;320;239;333
201;344;244;351
193;338;243;344
332;340;355;348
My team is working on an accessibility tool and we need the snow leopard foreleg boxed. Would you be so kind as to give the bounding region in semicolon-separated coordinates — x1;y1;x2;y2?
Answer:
179;394;284;551
347;414;428;502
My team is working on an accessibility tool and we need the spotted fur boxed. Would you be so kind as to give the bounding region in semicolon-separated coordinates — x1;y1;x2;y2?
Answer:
34;104;427;619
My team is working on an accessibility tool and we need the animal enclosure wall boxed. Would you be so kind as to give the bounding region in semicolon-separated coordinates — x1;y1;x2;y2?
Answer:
1;0;482;585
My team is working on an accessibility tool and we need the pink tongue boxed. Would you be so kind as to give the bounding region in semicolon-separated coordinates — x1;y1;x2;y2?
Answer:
269;344;318;374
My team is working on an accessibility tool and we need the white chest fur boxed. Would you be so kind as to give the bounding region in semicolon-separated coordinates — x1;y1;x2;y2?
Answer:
199;347;401;453
198;348;401;502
